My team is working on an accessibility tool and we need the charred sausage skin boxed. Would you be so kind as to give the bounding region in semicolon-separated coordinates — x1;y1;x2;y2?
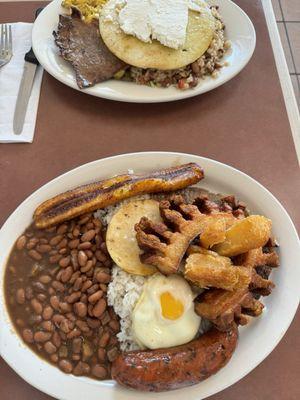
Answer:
111;326;238;392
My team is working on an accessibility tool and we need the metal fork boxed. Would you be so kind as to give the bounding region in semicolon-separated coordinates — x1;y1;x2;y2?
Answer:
0;24;12;68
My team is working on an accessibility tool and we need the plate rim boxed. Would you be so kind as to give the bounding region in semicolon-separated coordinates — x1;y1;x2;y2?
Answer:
0;151;299;400
32;0;256;103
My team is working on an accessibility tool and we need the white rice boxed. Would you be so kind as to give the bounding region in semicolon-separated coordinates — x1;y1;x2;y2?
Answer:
94;192;152;351
107;265;147;351
94;188;205;351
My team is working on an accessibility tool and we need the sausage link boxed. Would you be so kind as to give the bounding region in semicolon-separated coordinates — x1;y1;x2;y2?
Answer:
111;326;238;392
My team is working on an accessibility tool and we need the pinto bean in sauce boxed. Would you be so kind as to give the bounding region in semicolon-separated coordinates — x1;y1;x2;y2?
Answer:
4;213;119;380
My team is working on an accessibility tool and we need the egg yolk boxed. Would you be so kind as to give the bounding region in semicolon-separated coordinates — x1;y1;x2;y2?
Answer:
160;291;184;320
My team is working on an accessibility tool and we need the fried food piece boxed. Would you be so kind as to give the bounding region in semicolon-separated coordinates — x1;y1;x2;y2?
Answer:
212;215;272;257
235;247;279;296
187;245;216;256
185;250;251;291
199;213;237;249
194;247;278;330
195;289;263;331
34;163;204;229
111;326;238;392
135;197;210;274
235;247;279;269
193;193;248;218
134;195;239;275
106;200;161;276
187;246;278;292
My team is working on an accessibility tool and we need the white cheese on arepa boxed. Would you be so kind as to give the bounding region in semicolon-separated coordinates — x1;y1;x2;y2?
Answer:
118;0;189;49
116;0;212;49
100;0;216;69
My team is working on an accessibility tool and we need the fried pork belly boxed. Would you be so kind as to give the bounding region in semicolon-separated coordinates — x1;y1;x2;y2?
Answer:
135;197;209;274
195;289;264;331
184;248;251;291
198;213;236;249
135;194;271;275
194;247;278;330
235;247;279;269
193;193;248;218
235;247;279;296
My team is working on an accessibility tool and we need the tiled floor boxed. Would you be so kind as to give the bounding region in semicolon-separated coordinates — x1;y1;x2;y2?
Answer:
272;0;300;108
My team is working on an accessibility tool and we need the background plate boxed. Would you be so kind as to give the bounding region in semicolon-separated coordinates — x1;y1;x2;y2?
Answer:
0;152;299;400
32;0;256;103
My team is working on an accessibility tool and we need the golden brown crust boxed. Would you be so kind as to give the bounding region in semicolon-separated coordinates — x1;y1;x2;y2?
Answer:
194;248;278;330
212;215;272;257
199;213;237;248
238;248;279;296
135;196;210;274
195;289;264;331
235;247;279;269
34;163;204;229
184;249;251;291
135;194;261;275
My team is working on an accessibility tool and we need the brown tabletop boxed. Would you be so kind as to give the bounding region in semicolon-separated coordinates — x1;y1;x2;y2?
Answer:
0;1;299;399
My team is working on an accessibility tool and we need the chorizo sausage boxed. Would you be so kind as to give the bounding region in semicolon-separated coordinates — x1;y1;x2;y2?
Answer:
111;326;238;392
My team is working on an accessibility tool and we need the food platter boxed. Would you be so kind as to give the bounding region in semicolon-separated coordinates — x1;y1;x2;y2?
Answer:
32;0;256;103
0;152;299;400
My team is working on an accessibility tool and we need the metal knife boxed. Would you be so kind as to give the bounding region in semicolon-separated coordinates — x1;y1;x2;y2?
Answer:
13;8;43;135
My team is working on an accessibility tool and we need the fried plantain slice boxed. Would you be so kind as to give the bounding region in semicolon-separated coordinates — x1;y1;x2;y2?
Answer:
34;163;204;229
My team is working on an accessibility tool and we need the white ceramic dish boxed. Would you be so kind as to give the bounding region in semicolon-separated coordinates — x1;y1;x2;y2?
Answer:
0;152;299;400
32;0;256;103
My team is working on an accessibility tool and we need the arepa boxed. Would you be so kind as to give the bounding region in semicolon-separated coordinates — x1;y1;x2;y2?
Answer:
99;0;216;70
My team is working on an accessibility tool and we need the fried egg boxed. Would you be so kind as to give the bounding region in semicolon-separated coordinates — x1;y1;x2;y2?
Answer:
132;274;201;349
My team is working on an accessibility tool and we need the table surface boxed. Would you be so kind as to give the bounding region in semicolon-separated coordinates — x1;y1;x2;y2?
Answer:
0;1;299;399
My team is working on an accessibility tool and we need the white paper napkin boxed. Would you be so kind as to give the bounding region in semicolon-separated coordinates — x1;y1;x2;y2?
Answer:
0;23;43;143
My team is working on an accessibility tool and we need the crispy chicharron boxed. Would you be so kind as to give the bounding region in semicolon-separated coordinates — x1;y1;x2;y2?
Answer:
236;247;279;296
195;289;264;331
135;197;210;274
184;247;251;291
135;192;274;278
195;248;279;330
34;163;204;229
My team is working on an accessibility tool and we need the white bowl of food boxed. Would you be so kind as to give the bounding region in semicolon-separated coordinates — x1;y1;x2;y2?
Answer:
0;152;299;400
32;0;256;102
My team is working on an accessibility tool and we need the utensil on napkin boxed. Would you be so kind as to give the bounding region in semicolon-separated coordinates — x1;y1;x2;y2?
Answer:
13;43;39;135
0;22;43;143
13;8;43;136
0;24;13;68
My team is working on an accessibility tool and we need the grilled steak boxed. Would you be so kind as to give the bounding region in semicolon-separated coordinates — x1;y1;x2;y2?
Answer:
53;11;126;89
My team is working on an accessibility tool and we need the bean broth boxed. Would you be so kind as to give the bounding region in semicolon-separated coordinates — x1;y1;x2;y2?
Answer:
4;213;119;379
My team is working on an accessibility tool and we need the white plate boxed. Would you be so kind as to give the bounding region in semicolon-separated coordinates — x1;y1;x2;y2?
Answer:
0;152;299;400
32;0;256;103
